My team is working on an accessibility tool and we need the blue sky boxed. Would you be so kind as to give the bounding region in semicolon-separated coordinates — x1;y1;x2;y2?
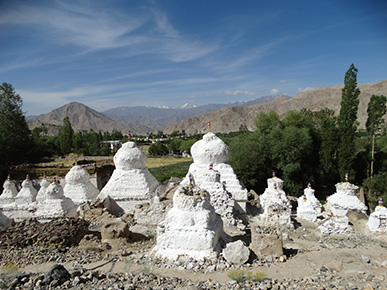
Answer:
1;0;386;116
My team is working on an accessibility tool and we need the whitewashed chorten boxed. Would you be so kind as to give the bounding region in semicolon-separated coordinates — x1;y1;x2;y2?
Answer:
297;184;322;223
36;178;77;221
183;132;248;212
64;165;99;205
368;198;387;233
0;175;18;204
99;142;159;213
259;173;292;226
15;175;37;204
151;185;227;261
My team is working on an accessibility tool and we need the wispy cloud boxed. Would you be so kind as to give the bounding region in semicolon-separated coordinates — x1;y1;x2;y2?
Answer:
0;1;217;65
224;90;256;96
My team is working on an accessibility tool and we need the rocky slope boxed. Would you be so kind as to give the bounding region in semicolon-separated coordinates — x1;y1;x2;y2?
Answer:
163;80;387;134
27;102;155;135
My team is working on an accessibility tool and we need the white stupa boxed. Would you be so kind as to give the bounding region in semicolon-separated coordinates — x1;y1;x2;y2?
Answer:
151;185;227;261
15;175;38;204
319;176;367;235
259;174;292;226
99;142;160;213
35;178;77;222
64;165;99;205
2;175;37;220
297;184;322;222
325;180;367;216
183;165;244;230
368;199;387;233
36;175;51;202
183;132;248;212
0;175;18;204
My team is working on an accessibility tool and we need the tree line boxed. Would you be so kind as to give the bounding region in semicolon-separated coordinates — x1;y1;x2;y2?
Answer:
0;64;386;207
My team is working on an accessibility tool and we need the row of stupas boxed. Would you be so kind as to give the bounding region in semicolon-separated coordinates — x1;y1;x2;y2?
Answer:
1;133;386;243
0;165;99;222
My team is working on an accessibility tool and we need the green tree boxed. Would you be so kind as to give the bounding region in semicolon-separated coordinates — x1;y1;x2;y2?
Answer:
337;64;360;181
366;94;387;135
148;142;169;156
57;116;74;155
269;126;314;195
255;111;281;135
0;83;32;180
229;134;269;192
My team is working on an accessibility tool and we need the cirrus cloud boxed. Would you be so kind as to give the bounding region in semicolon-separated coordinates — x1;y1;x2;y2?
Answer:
224;90;256;96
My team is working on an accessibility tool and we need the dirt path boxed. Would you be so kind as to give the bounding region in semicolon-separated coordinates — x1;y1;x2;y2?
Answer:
16;242;386;284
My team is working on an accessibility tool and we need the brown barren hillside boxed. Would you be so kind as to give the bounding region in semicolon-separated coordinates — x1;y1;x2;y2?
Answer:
28;102;154;135
163;80;387;134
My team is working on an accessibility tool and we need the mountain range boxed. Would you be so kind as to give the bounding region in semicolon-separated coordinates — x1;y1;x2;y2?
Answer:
27;95;282;135
27;80;387;136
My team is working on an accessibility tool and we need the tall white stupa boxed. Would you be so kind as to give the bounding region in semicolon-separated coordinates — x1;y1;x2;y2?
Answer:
183;132;248;212
99;142;160;213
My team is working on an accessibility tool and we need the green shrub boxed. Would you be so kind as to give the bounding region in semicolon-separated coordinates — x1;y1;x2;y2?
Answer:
252;271;267;282
227;270;252;283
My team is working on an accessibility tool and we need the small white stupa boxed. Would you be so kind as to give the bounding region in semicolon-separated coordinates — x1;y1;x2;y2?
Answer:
319;174;367;235
15;175;38;204
0;175;18;204
297;184;322;223
151;185;227;261
35;177;77;222
2;175;37;220
99;142;159;213
325;178;367;217
368;198;387;233
183;132;248;212
36;174;51;202
64;165;99;205
259;173;292;226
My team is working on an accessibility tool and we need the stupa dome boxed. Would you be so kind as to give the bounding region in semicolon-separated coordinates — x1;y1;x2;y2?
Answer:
191;133;231;164
65;165;90;184
114;142;147;170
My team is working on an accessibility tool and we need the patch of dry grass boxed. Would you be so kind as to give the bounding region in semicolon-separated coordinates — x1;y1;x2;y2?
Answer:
146;157;192;168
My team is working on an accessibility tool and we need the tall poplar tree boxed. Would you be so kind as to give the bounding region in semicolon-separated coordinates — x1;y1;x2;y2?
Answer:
337;64;360;180
57;116;74;155
366;94;387;135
